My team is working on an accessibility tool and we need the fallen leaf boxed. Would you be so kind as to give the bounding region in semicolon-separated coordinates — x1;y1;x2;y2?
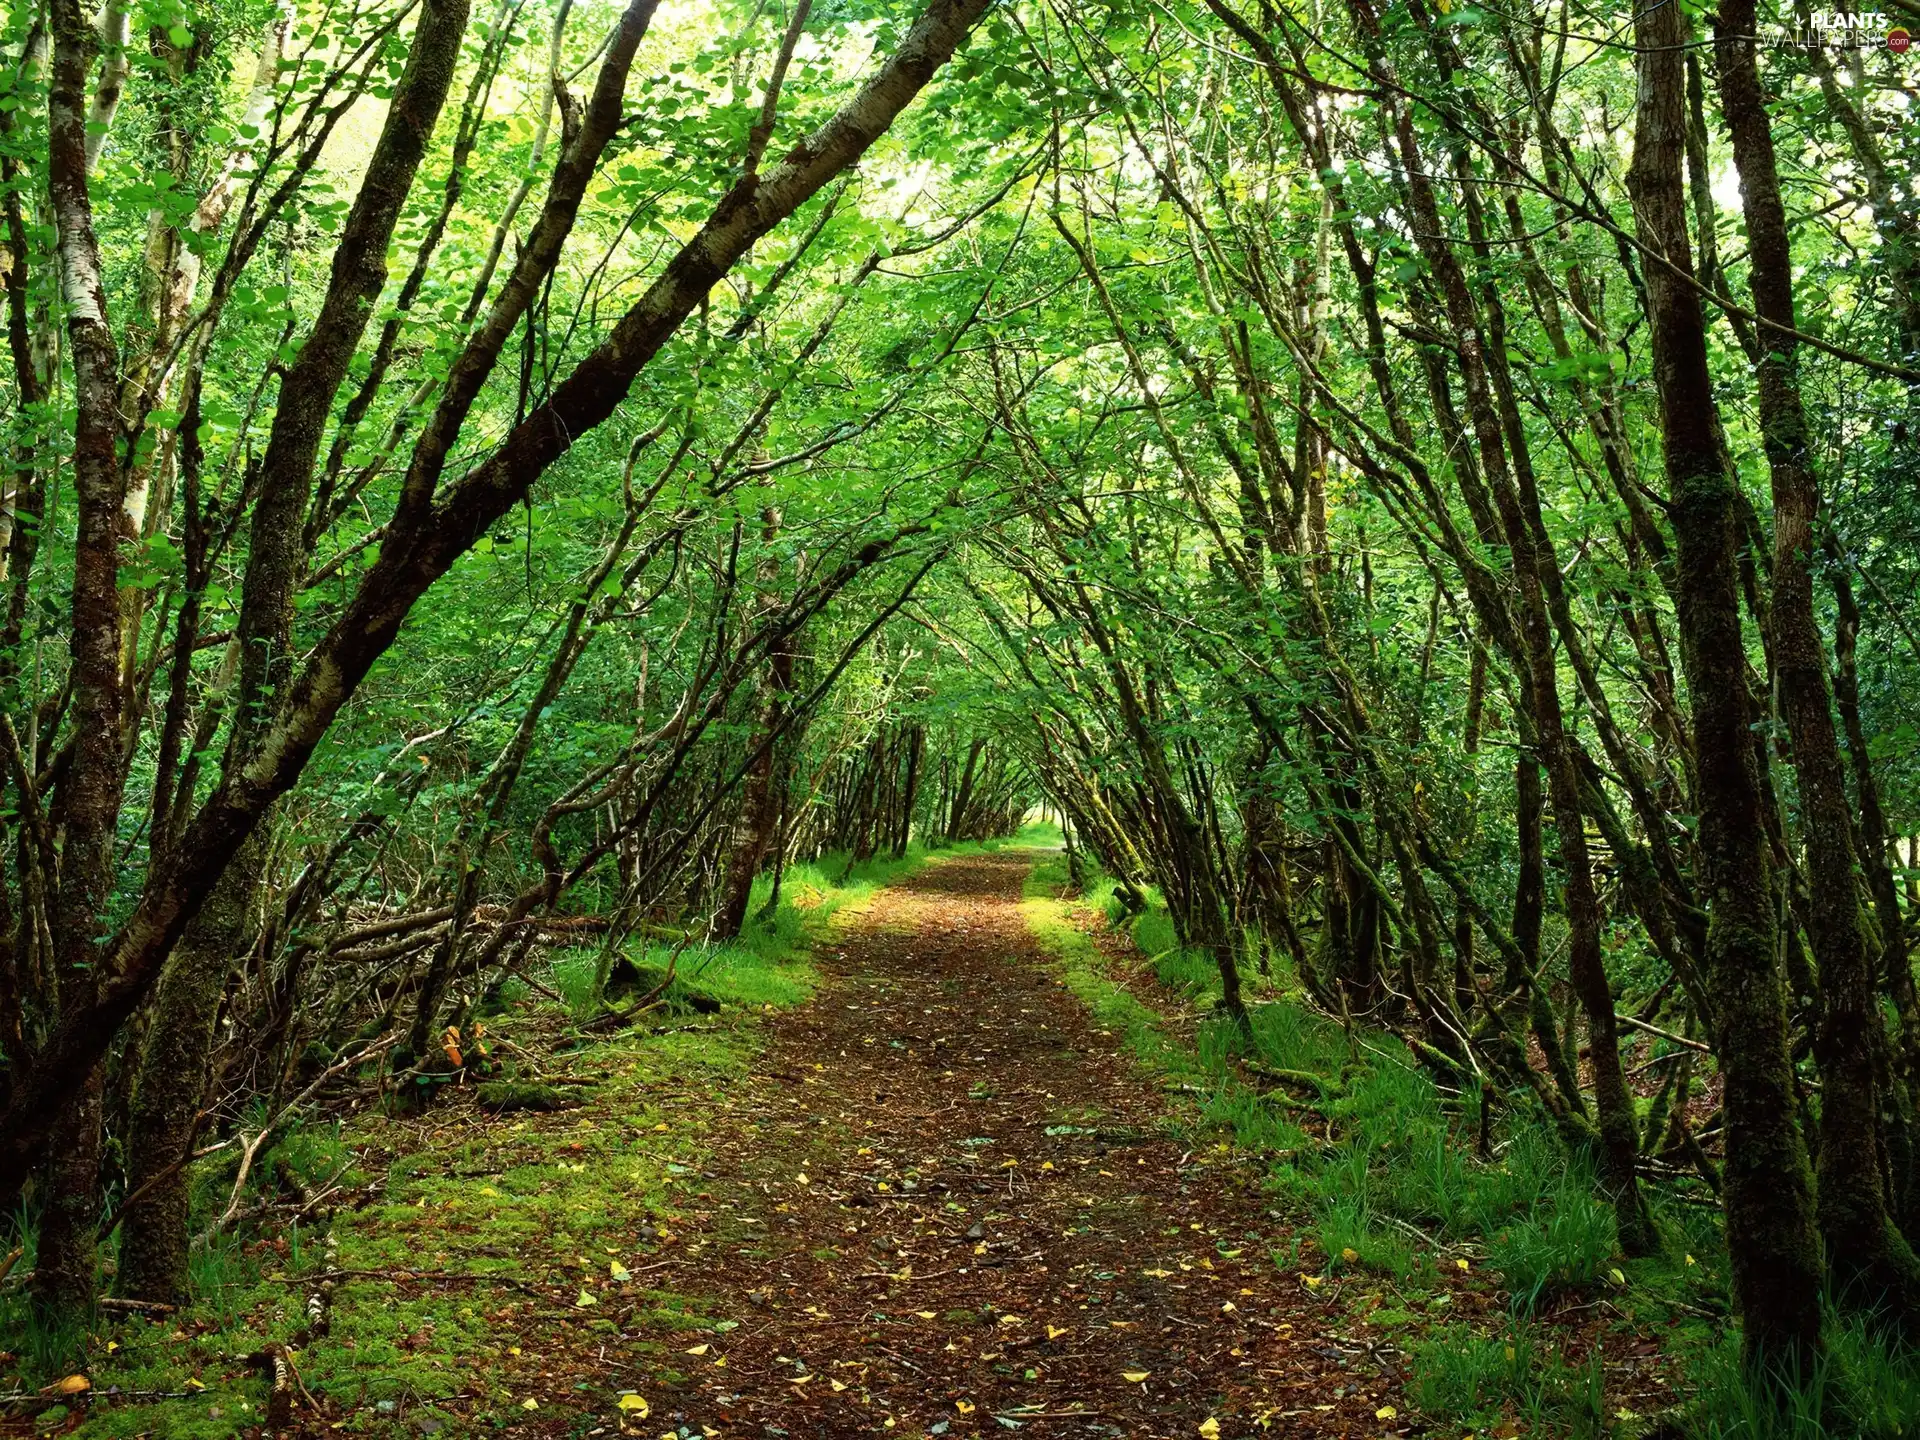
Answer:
1199;1420;1221;1438
917;1311;937;1320
616;1394;650;1416
610;1260;632;1282
1456;1258;1470;1272
521;1398;539;1411
576;1289;598;1307
1376;1404;1397;1420
956;1400;975;1414
685;1344;710;1356
45;1375;89;1396
1340;1247;1359;1264
1123;1370;1150;1383
1047;1325;1069;1340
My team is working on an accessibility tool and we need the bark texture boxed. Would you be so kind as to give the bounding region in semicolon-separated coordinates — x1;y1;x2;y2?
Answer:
1628;0;1823;1371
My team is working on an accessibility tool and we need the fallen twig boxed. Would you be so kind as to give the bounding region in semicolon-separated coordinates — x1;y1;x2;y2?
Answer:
204;1033;400;1242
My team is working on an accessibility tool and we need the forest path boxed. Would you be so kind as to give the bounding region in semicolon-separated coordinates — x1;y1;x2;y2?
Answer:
646;850;1393;1439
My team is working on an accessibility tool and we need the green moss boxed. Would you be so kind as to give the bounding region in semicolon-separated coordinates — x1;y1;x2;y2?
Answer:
3;843;979;1437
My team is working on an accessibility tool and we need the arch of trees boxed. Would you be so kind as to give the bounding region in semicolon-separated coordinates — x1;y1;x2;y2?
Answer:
0;0;1916;1396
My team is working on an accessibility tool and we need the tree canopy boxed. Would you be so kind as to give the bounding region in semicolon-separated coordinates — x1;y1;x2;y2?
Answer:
1;0;1918;1416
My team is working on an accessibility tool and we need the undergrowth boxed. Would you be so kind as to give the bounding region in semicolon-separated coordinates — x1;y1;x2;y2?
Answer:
0;838;1007;1436
1020;856;1920;1439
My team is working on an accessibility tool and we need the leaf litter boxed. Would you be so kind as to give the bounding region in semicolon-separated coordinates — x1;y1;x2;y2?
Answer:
633;851;1398;1438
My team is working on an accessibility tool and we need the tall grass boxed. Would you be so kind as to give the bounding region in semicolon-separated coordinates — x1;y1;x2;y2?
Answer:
1682;1310;1920;1439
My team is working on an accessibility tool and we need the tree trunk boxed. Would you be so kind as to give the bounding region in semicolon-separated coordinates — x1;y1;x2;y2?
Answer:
893;725;924;858
1629;0;1823;1370
947;738;985;842
714;606;795;940
1716;0;1920;1306
118;839;258;1303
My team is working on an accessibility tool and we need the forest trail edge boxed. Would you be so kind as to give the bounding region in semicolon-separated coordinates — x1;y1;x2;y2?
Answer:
632;849;1397;1439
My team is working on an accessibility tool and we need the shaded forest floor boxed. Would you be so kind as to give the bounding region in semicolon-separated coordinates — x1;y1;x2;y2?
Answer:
7;849;1401;1438
23;846;1886;1439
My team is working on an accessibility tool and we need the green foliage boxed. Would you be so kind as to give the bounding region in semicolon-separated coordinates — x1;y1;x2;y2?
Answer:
1681;1312;1920;1439
1407;1324;1606;1438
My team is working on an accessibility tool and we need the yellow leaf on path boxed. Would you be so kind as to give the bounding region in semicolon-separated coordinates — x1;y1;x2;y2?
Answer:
1047;1325;1069;1340
1302;1274;1324;1289
685;1344;710;1356
1341;1248;1360;1264
521;1398;539;1411
1123;1371;1150;1383
998;1314;1023;1326
1199;1420;1222;1438
509;1346;522;1357
576;1289;598;1307
47;1375;89;1396
616;1394;651;1416
831;1379;847;1392
1376;1404;1398;1420
917;1311;937;1320
610;1260;632;1282
1456;1258;1471;1271
797;1173;809;1185
956;1400;975;1414
714;1356;728;1368
183;1378;205;1392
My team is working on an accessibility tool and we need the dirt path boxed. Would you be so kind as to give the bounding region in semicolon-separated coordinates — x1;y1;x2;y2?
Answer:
648;850;1396;1438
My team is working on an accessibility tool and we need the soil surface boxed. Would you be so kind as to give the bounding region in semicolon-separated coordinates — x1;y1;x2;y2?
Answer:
645;850;1397;1438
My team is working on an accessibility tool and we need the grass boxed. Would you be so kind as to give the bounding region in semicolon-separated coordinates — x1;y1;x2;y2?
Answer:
1676;1310;1920;1440
1020;856;1854;1439
1408;1323;1607;1437
0;835;1005;1437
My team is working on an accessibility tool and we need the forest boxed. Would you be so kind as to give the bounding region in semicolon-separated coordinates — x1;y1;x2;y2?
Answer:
0;0;1917;1431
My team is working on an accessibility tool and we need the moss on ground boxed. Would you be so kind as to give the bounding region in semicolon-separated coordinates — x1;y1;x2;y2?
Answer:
0;841;1023;1438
